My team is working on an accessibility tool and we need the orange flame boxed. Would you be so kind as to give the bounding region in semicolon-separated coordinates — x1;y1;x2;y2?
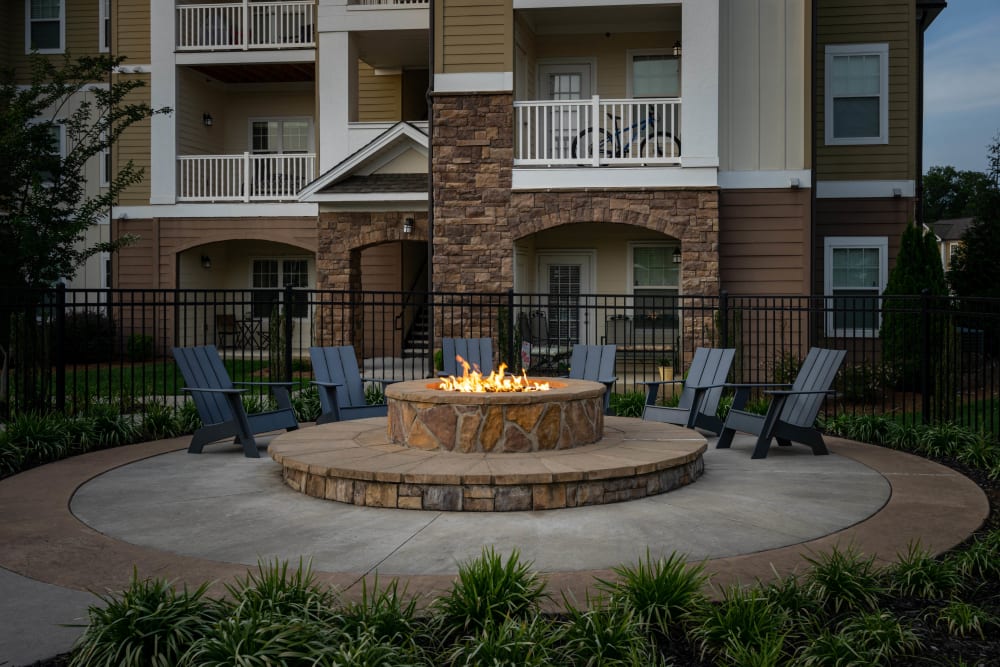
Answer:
438;356;551;393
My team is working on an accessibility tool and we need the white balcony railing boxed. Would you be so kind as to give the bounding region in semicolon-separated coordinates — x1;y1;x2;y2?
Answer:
348;0;428;6
177;153;316;201
514;96;681;167
176;1;315;51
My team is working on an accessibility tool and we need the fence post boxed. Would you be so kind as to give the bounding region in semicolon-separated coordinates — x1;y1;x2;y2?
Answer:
284;285;294;383
920;289;931;425
54;283;66;413
719;289;729;348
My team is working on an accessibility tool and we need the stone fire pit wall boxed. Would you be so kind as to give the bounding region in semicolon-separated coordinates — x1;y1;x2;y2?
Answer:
386;379;605;453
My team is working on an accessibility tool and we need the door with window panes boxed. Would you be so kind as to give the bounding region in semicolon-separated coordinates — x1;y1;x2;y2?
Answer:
539;64;592;160
249;119;311;198
632;245;680;349
251;259;310;338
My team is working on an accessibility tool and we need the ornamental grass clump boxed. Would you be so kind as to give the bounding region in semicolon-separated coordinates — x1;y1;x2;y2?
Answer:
445;614;557;667
70;571;216;667
931;599;997;639
223;558;339;622
596;550;708;636
689;584;790;665
887;542;962;600
558;597;660;666
433;547;548;641
803;545;884;616
340;575;425;653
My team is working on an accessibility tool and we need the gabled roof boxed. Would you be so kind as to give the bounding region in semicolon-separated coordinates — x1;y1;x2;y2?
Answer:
298;122;428;203
930;217;973;242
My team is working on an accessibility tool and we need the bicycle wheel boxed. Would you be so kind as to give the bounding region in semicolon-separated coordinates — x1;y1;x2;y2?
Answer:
572;128;616;160
640;132;681;159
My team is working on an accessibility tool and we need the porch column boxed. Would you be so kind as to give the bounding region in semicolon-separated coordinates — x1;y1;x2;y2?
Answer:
680;0;720;170
318;31;358;172
149;0;176;204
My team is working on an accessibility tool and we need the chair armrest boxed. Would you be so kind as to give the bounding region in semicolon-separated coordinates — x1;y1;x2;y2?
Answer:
597;376;618;385
640;379;686;387
182;387;246;395
362;377;401;387
684;383;726;390
724;383;793;389
310;380;344;388
764;389;837;397
234;381;294;389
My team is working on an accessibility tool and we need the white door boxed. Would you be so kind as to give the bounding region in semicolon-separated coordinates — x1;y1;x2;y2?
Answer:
538;253;595;345
538;63;592;160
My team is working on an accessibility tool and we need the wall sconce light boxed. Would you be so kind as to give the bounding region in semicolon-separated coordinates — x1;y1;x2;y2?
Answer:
891;187;902;198
672;247;682;264
789;177;801;189
402;217;414;234
673;41;682;57
202;113;213;127
201;255;212;269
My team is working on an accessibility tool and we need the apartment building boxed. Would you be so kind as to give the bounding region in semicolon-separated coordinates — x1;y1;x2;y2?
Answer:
6;0;944;349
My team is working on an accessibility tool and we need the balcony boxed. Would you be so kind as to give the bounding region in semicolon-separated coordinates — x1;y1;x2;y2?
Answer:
348;0;428;6
514;97;681;167
176;1;315;51
177;153;316;202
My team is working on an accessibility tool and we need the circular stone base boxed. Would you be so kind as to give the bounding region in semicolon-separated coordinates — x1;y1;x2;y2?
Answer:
269;417;706;512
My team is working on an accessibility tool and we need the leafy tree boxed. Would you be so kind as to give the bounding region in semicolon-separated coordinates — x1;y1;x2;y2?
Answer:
922;165;996;223
0;53;169;414
947;135;1000;298
880;222;948;390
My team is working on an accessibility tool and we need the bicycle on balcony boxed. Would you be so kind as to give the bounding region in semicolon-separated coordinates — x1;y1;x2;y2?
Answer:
570;108;681;161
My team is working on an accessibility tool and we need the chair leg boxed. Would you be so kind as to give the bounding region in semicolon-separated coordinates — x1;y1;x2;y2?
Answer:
716;428;736;449
751;434;774;459
224;392;260;458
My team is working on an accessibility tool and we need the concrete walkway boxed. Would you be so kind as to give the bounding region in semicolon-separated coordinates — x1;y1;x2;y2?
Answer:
0;431;989;666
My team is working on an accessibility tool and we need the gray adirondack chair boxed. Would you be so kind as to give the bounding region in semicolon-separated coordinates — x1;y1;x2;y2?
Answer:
565;344;618;414
310;346;396;424
717;347;846;459
172;345;298;458
642;347;735;435
439;337;494;377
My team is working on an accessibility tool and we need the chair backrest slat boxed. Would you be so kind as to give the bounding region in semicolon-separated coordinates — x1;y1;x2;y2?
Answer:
567;345;616;381
173;345;234;425
676;347;735;415
442;338;494;376
310;346;367;410
783;347;845;427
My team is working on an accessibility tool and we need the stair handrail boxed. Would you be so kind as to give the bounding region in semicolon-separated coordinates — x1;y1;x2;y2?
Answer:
394;258;430;350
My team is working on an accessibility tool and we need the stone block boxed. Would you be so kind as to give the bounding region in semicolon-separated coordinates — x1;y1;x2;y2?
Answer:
463;497;495;512
463;484;494;499
423;485;463;511
397;496;423;510
327;477;355;503
365;483;398;508
532;484;567;510
494;485;532;511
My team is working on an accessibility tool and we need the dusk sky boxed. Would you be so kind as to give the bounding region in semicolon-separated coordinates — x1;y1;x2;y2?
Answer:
923;0;1000;173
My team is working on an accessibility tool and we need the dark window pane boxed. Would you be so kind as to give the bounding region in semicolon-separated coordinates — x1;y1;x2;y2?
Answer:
31;21;60;49
833;97;879;138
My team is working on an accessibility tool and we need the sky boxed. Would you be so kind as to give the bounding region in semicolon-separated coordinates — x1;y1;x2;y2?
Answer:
923;0;1000;173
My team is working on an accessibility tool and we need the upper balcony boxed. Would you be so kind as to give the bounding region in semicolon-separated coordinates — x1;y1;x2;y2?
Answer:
177;1;316;51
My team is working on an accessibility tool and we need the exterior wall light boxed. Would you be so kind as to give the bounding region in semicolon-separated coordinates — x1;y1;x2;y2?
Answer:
673;41;682;57
403;217;414;234
201;255;212;269
202;113;213;127
672;247;682;264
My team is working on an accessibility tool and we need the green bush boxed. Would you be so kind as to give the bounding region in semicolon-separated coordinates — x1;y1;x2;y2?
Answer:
609;391;646;418
803;546;884;616
125;333;154;361
558;599;656;666
886;542;961;600
60;311;116;363
689;585;789;664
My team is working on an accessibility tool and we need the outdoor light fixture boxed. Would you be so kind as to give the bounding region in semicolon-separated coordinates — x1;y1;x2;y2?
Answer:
202;113;213;127
403;217;414;234
672;247;682;264
201;255;212;269
673;41;682;57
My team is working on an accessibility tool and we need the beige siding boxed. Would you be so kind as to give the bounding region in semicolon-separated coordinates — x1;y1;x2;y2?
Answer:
816;0;916;181
176;69;228;155
115;73;152;205
720;0;808;172
221;88;316;153
719;189;811;295
362;243;405;291
115;0;150;62
439;0;512;73
513;14;536;100
358;61;401;122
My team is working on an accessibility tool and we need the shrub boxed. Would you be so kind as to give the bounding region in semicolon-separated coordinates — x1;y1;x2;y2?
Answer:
60;310;116;363
596;550;708;635
836;362;885;403
180;613;336;667
138;402;183;441
71;571;216;667
932;599;996;639
689;584;789;664
291;386;322;423
886;542;961;600
558;598;657;666
340;576;422;650
1;410;74;471
223;559;339;622
364;382;385;406
125;333;154;361
445;615;557;667
803;546;884;616
609;391;646;418
433;547;548;639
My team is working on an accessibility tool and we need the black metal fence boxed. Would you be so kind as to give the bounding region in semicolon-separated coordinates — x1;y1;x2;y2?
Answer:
2;286;999;434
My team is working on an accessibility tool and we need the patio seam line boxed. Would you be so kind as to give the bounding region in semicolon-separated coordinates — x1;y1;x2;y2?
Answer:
353;512;445;589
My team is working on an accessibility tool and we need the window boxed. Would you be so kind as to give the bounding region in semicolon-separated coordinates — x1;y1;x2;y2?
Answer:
628;51;680;98
99;0;110;52
825;43;889;145
26;0;64;53
34;121;64;184
824;237;888;337
101;252;112;290
631;244;680;331
251;258;309;318
249;119;312;155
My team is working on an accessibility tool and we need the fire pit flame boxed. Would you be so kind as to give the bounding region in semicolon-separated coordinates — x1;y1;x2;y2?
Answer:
438;356;551;393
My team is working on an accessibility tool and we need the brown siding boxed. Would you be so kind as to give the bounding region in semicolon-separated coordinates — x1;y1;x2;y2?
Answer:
358;62;401;122
115;73;152;205
815;0;916;181
813;197;915;294
439;0;511;73
115;0;150;62
719;189;811;295
6;0;104;80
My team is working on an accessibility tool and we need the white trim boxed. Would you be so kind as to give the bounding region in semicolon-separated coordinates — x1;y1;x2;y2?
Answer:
433;72;514;93
512;166;718;190
824;43;889;146
113;203;319;219
719;170;812;190
25;0;65;53
175;50;316;67
536;58;597;100
823;236;888;338
816;180;914;199
308;192;428;203
113;64;152;74
320;201;428;213
515;0;674;8
625;48;680;99
248;116;315;154
99;0;110;53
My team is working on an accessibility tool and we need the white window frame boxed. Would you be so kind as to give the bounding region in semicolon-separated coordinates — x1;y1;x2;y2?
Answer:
100;251;111;289
824;236;888;338
627;242;681;336
249;256;312;319
99;0;110;53
626;49;681;99
25;0;65;54
247;117;314;155
825;43;889;146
